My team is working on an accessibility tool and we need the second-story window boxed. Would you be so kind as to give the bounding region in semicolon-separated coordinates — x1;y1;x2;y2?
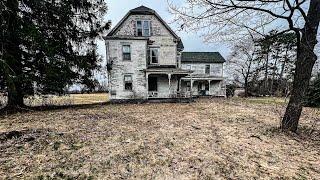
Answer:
150;48;159;64
122;45;131;61
205;65;210;74
136;20;150;37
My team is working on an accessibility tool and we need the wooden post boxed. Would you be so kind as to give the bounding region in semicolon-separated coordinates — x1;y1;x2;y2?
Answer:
190;79;193;97
208;80;211;96
168;74;171;97
146;73;149;99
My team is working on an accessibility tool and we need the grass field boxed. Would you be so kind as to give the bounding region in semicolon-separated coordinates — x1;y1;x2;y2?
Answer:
0;93;109;108
0;97;319;179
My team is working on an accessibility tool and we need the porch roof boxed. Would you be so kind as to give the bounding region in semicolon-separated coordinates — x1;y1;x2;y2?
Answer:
181;74;224;81
145;68;192;75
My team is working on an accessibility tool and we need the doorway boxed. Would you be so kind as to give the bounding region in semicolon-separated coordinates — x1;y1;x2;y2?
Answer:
148;77;158;91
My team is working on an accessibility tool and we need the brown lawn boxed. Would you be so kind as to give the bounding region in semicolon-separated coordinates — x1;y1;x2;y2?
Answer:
0;97;319;179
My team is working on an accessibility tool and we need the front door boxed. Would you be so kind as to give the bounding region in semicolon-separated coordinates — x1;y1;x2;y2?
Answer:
148;77;158;91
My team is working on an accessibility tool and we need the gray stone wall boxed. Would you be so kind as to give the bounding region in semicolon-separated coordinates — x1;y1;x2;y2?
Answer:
106;39;148;100
114;14;178;66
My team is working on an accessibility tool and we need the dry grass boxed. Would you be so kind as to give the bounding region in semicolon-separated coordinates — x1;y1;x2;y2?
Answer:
1;93;109;107
0;97;319;179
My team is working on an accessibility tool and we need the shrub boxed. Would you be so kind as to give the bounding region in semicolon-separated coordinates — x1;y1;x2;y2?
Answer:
305;74;320;107
226;84;237;98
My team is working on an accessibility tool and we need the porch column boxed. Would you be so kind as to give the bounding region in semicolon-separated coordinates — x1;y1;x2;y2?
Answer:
146;73;149;98
190;79;194;97
168;74;171;96
208;80;211;96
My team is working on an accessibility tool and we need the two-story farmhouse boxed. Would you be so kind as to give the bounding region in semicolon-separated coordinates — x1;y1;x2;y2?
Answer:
180;52;226;96
105;6;226;101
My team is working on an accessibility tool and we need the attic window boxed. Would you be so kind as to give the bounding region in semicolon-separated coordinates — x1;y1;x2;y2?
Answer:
205;65;210;74
136;20;150;37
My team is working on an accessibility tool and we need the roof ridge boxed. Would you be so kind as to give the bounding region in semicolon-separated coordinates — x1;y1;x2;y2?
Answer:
182;52;220;53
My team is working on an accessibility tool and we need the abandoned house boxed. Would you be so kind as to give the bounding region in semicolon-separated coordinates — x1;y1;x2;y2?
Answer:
105;6;226;101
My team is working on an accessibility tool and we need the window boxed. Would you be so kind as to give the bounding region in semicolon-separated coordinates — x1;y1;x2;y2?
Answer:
124;75;133;91
136;21;143;36
136;20;150;36
186;65;191;70
205;65;210;74
143;21;150;36
149;48;159;64
122;45;131;61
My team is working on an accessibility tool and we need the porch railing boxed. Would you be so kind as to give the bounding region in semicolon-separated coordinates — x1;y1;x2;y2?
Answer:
148;91;192;99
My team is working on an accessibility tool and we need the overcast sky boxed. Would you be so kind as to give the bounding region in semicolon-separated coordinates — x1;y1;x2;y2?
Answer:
97;0;231;63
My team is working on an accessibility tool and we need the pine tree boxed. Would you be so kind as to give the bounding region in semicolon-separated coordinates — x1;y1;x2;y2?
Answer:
305;74;320;107
0;0;109;110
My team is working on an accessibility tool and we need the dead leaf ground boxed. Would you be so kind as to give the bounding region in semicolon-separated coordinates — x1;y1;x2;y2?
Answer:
0;97;319;179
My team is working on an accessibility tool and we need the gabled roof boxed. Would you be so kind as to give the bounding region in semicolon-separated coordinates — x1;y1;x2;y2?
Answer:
106;6;184;50
130;6;156;14
181;52;226;63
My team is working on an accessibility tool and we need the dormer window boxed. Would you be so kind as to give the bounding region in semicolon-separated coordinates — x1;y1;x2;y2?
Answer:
136;20;150;37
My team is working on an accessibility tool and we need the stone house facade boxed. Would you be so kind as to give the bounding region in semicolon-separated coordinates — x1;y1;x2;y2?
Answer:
105;6;226;101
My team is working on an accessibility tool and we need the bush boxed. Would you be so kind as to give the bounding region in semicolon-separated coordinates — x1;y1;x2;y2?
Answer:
226;84;237;98
305;74;320;107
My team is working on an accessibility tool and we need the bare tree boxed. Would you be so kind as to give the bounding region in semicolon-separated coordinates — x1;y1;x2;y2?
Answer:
227;37;257;96
170;0;320;132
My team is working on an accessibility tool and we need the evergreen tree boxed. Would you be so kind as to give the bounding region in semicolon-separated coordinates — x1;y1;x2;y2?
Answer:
0;0;109;109
305;74;320;107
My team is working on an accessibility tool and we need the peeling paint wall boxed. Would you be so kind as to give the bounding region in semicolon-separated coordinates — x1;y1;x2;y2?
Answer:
114;14;178;66
181;63;224;77
106;40;148;100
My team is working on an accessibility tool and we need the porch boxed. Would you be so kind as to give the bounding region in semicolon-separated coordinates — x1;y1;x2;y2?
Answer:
181;76;226;97
145;68;192;99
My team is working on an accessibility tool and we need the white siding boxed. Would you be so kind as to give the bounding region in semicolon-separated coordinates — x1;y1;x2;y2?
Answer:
181;63;224;77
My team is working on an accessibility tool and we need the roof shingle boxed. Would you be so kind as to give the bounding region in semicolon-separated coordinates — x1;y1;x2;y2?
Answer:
181;52;226;63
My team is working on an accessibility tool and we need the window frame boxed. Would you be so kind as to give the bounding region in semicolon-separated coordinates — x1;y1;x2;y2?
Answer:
136;20;151;37
124;74;133;91
205;65;210;74
186;65;191;70
122;45;131;61
149;48;159;64
143;20;150;36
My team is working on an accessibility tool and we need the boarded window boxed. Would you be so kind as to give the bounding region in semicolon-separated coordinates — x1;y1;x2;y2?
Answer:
205;65;210;74
122;45;131;61
124;75;133;91
150;48;159;64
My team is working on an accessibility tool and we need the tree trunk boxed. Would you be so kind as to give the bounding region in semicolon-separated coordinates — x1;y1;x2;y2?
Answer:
264;52;269;96
3;0;26;110
278;49;288;95
244;78;249;97
6;82;24;109
282;0;320;132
